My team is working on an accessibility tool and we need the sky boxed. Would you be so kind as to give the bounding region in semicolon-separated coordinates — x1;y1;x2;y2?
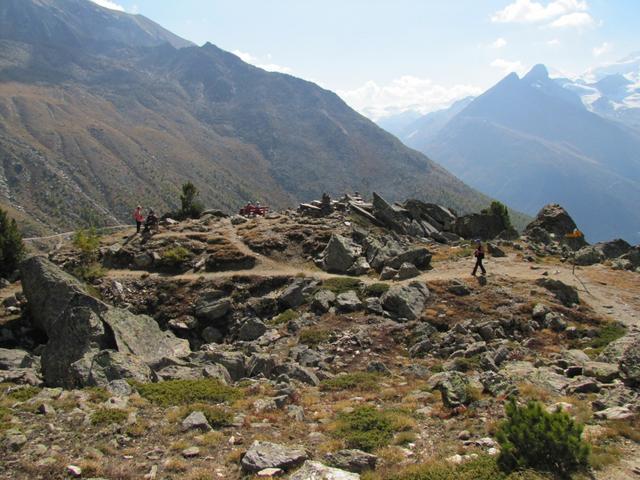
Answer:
91;0;640;120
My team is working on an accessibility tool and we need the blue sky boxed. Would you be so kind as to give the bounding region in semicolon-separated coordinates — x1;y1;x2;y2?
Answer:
92;0;640;119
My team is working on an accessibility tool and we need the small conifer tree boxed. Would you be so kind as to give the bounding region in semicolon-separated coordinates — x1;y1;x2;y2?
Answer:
180;182;204;219
497;399;589;478
0;208;25;278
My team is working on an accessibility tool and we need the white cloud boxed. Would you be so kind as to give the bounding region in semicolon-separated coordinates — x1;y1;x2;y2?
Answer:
491;0;591;26
550;12;595;28
232;50;293;74
337;76;482;120
490;58;528;76
491;38;508;49
547;38;561;46
90;0;125;12
592;42;612;57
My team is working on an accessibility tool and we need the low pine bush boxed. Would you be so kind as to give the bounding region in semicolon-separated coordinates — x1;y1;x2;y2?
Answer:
320;372;381;392
133;379;241;407
496;399;590;478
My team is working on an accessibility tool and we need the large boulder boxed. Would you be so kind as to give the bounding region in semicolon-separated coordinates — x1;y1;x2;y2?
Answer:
372;193;408;234
380;281;430;321
324;449;377;473
290;461;360;480
320;235;361;274
573;246;603;266
524;204;587;248
453;213;507;240
619;336;640;386
594;239;632;259
535;278;579;307
241;441;308;473
428;371;472;408
20;256;189;388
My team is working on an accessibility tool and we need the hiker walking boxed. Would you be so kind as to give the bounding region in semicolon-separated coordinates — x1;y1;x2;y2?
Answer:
133;205;144;233
472;239;486;276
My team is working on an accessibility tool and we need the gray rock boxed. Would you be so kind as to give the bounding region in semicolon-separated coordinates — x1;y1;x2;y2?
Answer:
583;362;619;383
364;297;384;315
286;363;320;386
238;318;267;341
447;280;471;296
106;379;133;397
531;303;550;320
396;262;420;280
5;429;27;451
336;291;362;312
428;371;471;408
594;239;632;260
619;335;640;386
535;278;579;307
594;406;635;420
312;290;336;313
198;349;246;381
372;192;409;234
325;449;377;473
241;441;308;473
379;267;398;281
133;252;154;269
596;333;639;364
21;259;188;389
380;281;430;320
487;243;506;257
290;461;360;480
195;298;232;324
202;363;232;385
0;348;39;370
524;204;586;249
573;246;603;266
201;326;224;344
247;353;278;378
348;257;371;276
567;378;601;394
279;280;307;309
182;411;212;432
321;235;361;274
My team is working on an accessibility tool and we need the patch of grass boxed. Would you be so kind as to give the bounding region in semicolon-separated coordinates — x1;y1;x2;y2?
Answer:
393;431;417;445
271;309;298;325
85;387;111;403
365;283;390;297
604;419;640;443
299;327;332;346
321;277;362;295
320;372;382;392
195;431;224;447
587;322;626;349
73;262;107;282
133;379;241;407
7;386;40;402
589;444;623;471
91;408;128;426
0;406;11;431
384;455;548;480
160;246;193;269
333;406;396;452
450;355;481;373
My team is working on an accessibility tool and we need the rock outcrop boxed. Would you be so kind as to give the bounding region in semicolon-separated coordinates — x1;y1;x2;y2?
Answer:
20;256;190;388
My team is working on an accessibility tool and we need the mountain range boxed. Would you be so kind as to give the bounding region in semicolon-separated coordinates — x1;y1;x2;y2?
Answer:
380;62;640;243
0;0;495;235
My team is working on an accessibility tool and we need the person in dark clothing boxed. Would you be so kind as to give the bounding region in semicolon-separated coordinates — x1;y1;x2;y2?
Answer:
143;209;159;234
472;239;486;276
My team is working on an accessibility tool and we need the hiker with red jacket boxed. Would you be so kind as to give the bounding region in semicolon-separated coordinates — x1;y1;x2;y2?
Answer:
133;205;144;233
472;239;486;276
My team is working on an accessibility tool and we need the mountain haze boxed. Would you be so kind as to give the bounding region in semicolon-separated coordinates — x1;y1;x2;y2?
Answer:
0;0;492;235
387;65;640;243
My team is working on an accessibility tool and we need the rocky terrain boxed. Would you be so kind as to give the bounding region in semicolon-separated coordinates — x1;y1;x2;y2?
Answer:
1;196;639;480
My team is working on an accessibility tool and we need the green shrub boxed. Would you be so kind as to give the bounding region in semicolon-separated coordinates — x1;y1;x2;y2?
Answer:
84;387;111;403
73;228;101;257
7;386;40;402
588;322;626;349
133;379;241;407
73;262;107;282
0;208;25;278
299;327;332;346
91;408;128;426
160;246;193;269
482;201;512;230
0;406;11;431
271;309;298;325
321;277;362;295
496;399;589;478
364;283;390;297
334;406;395;452
320;372;381;392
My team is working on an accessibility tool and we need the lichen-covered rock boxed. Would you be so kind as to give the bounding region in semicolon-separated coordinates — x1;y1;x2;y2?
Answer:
535;278;579;307
290;461;360;480
325;449;377;473
380;281;430;320
241;441;308;472
428;371;471;408
320;234;361;274
619;335;640;386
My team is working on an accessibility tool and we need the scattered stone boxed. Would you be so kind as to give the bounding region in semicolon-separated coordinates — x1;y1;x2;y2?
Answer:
447;280;471;296
380;281;430;321
428;371;471;408
487;243;506;257
238;318;268;341
325;449;378;473
182;411;212;432
594;406;635;421
396;262;420;280
535;278;579;307
336;291;363;312
289;461;360;480
66;465;82;478
257;468;284;478
182;446;200;458
241;441;308;473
